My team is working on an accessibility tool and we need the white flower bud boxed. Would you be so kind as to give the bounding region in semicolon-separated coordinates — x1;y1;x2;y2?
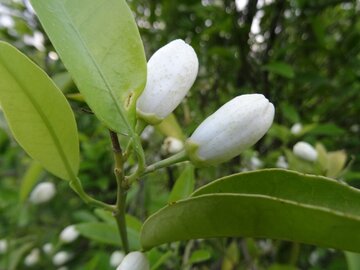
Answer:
42;243;53;254
59;225;79;243
29;182;56;204
110;251;125;267
250;156;263;170
291;123;302;135
52;251;72;266
161;137;184;155
293;141;318;162
116;251;149;270
140;126;155;141
0;239;8;254
186;94;275;166
276;155;289;169
24;248;40;266
137;39;199;124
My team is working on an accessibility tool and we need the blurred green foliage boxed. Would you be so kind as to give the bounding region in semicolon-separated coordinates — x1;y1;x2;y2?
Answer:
0;0;360;269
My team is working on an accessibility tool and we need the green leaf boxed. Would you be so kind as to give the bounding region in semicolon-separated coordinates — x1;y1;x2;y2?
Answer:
168;163;195;202
76;221;140;250
141;169;360;252
30;0;147;136
0;42;79;181
345;252;360;270
188;249;211;264
19;162;43;203
263;62;295;79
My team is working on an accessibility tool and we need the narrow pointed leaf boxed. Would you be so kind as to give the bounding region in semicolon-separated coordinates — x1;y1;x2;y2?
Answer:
0;42;79;181
141;169;360;252
30;0;147;135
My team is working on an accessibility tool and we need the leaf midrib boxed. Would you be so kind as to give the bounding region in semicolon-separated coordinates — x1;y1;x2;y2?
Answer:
0;50;75;180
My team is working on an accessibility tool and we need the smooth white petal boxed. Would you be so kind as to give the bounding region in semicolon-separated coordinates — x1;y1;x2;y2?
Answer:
137;39;198;123
293;141;318;162
116;251;149;270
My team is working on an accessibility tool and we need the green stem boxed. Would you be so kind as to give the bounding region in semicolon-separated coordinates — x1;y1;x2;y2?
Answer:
127;150;188;185
69;177;115;212
109;130;130;253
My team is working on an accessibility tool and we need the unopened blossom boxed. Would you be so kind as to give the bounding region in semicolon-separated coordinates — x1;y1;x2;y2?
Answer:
24;248;40;266
0;239;7;254
250;156;263;170
137;39;198;124
186;94;274;166
29;182;56;204
52;251;72;266
43;243;53;254
116;251;149;270
276;155;289;169
161;137;184;155
293;141;318;162
59;225;79;243
110;251;125;267
291;123;302;135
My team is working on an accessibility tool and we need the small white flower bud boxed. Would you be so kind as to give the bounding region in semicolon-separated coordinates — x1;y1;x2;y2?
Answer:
186;94;275;166
0;239;8;254
161;137;184;155
42;243;53;254
293;141;318;162
110;251;125;267
276;155;289;169
116;251;149;270
140;126;155;141
52;251;72;266
250;156;263;170
59;225;79;243
291;123;302;135
24;248;40;266
29;182;56;204
137;39;199;124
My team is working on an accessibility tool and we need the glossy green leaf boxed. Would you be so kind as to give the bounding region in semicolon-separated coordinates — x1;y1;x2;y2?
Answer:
0;42;79;181
30;0;147;136
141;169;360;252
19;162;43;203
188;249;211;264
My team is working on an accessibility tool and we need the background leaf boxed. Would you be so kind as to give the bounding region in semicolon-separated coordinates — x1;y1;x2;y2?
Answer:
141;169;360;252
19;161;43;203
30;0;147;136
168;163;195;202
0;42;79;181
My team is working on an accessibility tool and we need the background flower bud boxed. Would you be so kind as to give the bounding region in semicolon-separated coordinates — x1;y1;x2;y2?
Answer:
24;248;40;266
52;251;72;266
186;94;274;166
161;136;184;155
137;39;199;124
29;182;56;204
43;243;53;255
293;141;318;162
116;251;149;270
110;251;125;267
59;225;79;243
0;239;7;254
291;123;302;135
276;155;289;169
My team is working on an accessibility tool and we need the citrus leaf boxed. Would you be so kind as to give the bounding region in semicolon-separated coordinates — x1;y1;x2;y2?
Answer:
0;42;79;181
141;169;360;252
30;0;147;136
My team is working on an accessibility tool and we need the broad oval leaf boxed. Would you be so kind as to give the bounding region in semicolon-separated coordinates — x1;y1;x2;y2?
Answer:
141;169;360;252
0;42;79;181
30;0;147;136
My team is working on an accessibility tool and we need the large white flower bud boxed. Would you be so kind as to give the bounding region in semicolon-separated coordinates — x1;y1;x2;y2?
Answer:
29;182;56;204
186;94;274;166
59;225;79;243
293;141;318;162
116;251;149;270
137;39;199;125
